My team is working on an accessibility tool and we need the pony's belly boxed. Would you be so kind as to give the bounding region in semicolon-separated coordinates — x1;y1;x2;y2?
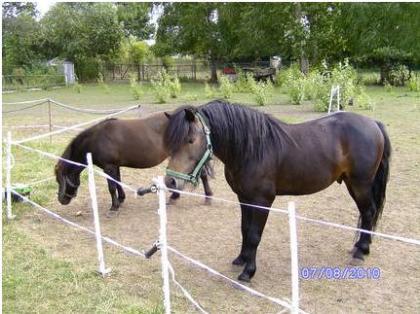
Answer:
276;177;336;196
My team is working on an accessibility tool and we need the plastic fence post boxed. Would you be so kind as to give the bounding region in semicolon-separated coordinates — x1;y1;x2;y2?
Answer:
155;176;171;314
86;152;111;277
6;131;15;220
288;201;299;314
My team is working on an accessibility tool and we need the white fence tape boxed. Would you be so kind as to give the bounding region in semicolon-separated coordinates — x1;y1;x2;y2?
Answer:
3;98;49;105
168;262;208;314
14;103;140;144
3;98;139;115
167;245;301;313
165;188;420;246
10;189;145;258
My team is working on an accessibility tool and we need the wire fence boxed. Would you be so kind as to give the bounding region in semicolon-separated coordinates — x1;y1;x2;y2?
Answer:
4;100;420;313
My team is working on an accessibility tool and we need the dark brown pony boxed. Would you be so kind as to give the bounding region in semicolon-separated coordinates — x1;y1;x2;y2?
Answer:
54;112;214;217
163;100;391;282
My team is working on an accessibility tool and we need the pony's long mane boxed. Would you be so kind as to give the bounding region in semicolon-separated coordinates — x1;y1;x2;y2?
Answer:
164;100;295;164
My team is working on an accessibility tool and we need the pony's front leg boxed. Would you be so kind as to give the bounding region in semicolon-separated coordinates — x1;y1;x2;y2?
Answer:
232;204;251;266
238;201;271;282
116;167;125;203
200;171;214;205
168;192;180;205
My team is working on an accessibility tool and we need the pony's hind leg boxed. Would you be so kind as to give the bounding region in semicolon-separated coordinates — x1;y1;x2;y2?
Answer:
116;167;126;203
345;180;376;262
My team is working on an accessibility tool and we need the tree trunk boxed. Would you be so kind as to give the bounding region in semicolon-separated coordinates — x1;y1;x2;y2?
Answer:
295;2;309;75
210;57;218;83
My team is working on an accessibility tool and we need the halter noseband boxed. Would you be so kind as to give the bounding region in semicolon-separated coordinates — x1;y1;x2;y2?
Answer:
166;112;213;186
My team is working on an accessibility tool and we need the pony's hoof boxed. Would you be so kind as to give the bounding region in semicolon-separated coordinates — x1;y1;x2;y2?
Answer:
118;197;125;204
106;210;119;218
348;247;357;255
238;272;251;282
348;257;364;266
167;198;178;206
232;256;246;266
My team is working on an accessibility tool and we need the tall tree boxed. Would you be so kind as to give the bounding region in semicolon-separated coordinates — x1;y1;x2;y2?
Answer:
155;3;231;82
40;3;124;80
116;3;154;39
2;2;42;71
340;3;420;82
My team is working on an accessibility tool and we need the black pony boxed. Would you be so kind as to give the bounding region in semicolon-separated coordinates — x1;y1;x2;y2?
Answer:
163;100;391;282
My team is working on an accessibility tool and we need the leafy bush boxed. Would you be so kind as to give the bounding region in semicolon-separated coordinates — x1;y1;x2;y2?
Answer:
167;75;181;98
204;82;216;98
150;69;181;103
185;93;199;101
408;75;420;92
129;74;143;100
233;71;257;93
253;81;273;106
97;72;110;94
274;69;288;87
388;64;410;86
360;72;380;86
73;82;83;93
355;90;375;110
219;75;234;99
283;64;306;105
304;69;325;100
384;80;393;93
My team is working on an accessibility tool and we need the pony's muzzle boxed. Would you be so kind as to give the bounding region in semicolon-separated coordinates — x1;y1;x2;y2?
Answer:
58;194;72;205
165;176;186;191
165;176;177;189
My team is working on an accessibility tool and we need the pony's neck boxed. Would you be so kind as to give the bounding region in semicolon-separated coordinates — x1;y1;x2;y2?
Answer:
202;113;235;167
62;135;89;176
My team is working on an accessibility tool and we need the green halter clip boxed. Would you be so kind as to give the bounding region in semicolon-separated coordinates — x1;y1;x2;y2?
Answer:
166;112;213;186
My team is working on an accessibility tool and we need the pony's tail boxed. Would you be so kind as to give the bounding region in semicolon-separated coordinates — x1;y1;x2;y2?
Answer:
371;121;391;230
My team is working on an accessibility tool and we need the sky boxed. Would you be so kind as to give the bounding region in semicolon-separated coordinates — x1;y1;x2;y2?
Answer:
36;0;56;17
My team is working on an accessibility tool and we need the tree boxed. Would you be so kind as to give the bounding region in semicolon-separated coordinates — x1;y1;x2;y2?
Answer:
2;2;42;72
339;3;420;83
40;3;124;80
116;3;154;39
154;3;345;78
155;3;230;82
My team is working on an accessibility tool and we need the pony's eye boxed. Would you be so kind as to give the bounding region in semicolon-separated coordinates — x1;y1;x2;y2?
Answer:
188;138;194;144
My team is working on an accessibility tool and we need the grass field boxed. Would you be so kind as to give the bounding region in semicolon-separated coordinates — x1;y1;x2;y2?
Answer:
2;81;420;313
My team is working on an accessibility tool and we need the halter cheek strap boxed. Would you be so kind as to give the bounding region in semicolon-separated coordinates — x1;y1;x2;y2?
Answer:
166;112;213;186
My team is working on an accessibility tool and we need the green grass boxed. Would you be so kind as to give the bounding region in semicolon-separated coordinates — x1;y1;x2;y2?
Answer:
2;222;163;314
2;81;291;107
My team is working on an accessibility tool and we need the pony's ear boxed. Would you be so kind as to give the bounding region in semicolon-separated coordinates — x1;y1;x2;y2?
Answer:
164;112;171;119
184;108;196;122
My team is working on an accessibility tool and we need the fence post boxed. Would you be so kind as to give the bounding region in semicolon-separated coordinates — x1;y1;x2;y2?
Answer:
328;86;334;114
48;99;52;143
154;176;171;314
86;152;111;277
6;131;15;220
288;201;299;314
